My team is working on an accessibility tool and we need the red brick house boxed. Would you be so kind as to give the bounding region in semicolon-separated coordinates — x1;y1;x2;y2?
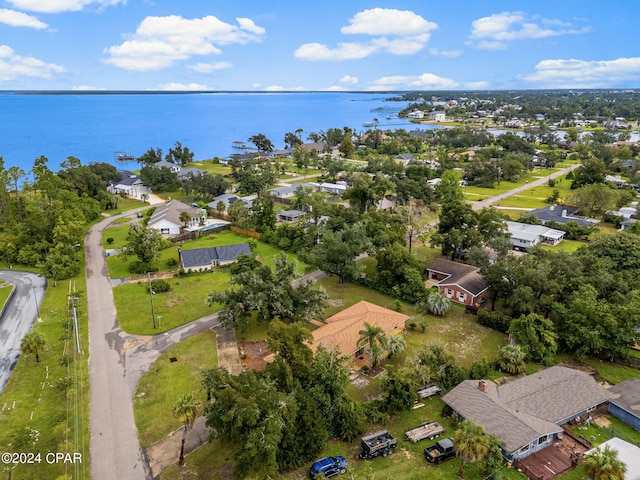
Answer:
427;258;489;306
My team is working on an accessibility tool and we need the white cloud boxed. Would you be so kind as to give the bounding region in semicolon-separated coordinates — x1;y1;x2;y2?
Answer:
0;8;48;28
428;48;463;58
252;82;261;89
295;8;437;61
0;44;66;82
341;8;437;36
104;14;265;71
339;75;358;85
320;85;347;91
157;82;213;91
236;17;265;35
469;11;588;49
519;57;640;88
72;85;106;90
6;0;125;13
368;72;457;90
294;42;377;61
465;81;490;89
188;61;232;73
265;85;307;91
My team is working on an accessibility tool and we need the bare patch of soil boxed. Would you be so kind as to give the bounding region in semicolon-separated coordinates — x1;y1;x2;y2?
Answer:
351;377;370;389
238;340;270;371
593;416;611;428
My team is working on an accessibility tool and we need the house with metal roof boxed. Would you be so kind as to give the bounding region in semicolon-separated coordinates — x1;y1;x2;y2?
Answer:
506;221;565;249
442;366;613;461
586;438;640;480
426;258;489;306
276;209;306;222
310;301;407;359
608;378;640;431
207;193;255;211
178;244;252;270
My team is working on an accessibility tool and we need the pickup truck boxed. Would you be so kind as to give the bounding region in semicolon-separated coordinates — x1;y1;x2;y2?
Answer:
405;421;445;443
358;430;398;459
424;438;456;464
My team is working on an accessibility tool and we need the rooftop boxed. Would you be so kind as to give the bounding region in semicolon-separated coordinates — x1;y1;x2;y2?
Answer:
427;258;488;296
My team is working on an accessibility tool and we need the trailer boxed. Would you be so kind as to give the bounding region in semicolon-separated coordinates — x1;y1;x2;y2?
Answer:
405;421;445;443
358;430;398;459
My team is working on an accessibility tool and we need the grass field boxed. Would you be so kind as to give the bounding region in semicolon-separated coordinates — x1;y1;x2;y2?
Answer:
113;271;229;335
539;239;586;253
104;196;147;215
0;271;90;480
190;161;232;176
134;329;218;447
0;282;14;313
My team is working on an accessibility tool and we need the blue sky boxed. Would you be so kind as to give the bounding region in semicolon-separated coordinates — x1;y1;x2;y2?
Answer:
1;0;639;91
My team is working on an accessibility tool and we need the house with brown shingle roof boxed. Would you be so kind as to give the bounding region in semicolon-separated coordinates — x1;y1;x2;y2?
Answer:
442;366;613;462
311;301;408;358
426;258;488;306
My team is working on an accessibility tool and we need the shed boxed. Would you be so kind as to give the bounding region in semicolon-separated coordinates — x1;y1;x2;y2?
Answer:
608;378;640;431
586;438;640;480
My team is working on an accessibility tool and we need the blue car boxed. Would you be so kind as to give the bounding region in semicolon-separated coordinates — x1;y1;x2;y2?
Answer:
309;456;347;478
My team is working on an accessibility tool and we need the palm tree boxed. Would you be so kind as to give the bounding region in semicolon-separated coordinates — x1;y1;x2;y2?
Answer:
179;211;191;227
386;334;406;359
20;331;46;363
453;419;491;478
497;345;526;375
172;393;202;466
425;291;451;316
357;322;386;368
584;445;626;480
140;192;149;203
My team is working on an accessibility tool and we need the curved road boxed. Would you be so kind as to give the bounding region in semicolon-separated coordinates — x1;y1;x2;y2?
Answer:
0;270;46;395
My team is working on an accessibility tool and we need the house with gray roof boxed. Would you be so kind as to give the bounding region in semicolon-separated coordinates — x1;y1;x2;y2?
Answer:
525;205;599;228
442;366;613;461
427;258;489;306
269;182;317;199
153;160;181;174
608;378;640;431
207;193;255;211
178;244;252;270
148;200;201;235
276;209;305;222
506;221;565;249
108;170;149;199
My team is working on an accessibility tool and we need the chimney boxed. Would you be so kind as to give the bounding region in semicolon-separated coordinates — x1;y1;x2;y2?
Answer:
478;380;489;393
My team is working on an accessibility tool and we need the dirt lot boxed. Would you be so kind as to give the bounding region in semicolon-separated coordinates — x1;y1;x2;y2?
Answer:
238;340;270;371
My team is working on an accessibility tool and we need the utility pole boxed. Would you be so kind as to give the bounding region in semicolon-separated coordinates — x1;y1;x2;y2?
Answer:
148;272;156;329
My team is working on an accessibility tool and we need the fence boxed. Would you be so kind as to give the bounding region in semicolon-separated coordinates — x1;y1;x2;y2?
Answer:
230;225;262;238
168;224;230;244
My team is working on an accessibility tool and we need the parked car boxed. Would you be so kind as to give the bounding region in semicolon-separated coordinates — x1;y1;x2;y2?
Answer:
309;456;347;478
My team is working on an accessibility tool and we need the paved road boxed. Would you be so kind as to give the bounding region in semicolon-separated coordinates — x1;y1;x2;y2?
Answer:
0;270;46;395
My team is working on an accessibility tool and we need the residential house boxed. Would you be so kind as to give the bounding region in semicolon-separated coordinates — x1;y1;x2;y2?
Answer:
276;209;305;222
177;167;206;180
394;153;414;167
605;174;628;188
178;244;252;270
442;366;613;462
621;218;639;231
318;182;347;195
310;301;408;359
607;378;640;431
207;193;255;211
153;160;181;174
429;111;446;122
407;110;425;119
526;205;599;228
506;221;565;249
148;200;200;235
586;438;640;480
107;170;148;199
426;258;489;306
269;182;317;199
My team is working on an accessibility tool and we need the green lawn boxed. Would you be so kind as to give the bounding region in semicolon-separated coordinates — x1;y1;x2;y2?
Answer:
539;239;586;253
190;161;232;176
0;270;90;480
134;329;218;447
0;282;14;313
104;196;147;215
113;271;229;335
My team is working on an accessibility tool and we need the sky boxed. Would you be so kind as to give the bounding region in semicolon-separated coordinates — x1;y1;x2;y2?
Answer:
1;0;640;91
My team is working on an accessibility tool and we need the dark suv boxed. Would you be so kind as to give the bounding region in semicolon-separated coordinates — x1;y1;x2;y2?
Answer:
309;456;347;478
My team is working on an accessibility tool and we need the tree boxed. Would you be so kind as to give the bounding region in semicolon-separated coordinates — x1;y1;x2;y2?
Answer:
357;322;387;368
343;173;394;214
311;223;370;283
248;133;274;153
567;183;619;218
385;333;406;359
20;331;46;363
338;135;355;158
584;445;626;480
249;189;276;233
121;223;165;267
181;173;228;198
166;141;194;166
227;200;248;223
453;419;491;478
179;211;191;227
172;393;202;465
284;131;303;149
571;157;607;189
497;345;526;375
435;170;464;202
215;201;225;214
137;147;163;166
508;313;557;364
267;320;314;379
421;290;451;316
139;165;181;193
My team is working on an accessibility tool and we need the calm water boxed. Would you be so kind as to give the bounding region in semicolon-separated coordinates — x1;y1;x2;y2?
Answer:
0;92;418;172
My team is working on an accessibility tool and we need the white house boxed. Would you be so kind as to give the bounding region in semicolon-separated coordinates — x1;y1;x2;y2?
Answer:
148;200;201;235
318;182;347;195
407;110;425;119
107;170;149;199
506;221;565;249
429;111;446;122
153;160;181;174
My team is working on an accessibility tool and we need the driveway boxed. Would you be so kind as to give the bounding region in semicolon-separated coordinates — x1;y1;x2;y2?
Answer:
0;270;46;395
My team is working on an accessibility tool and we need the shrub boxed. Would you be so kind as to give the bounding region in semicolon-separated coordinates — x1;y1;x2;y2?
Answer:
362;400;390;425
167;258;178;267
148;279;171;293
477;309;512;333
106;237;114;245
129;261;158;274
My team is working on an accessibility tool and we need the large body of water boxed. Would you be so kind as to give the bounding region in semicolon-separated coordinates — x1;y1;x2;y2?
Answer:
0;92;421;172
